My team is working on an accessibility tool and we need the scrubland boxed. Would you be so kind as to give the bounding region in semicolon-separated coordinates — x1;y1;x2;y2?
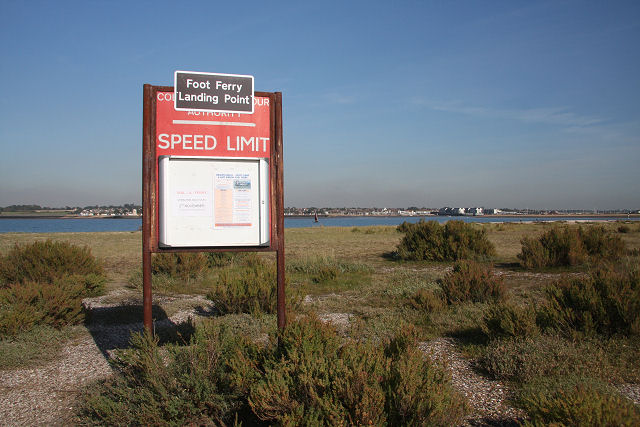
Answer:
1;220;639;425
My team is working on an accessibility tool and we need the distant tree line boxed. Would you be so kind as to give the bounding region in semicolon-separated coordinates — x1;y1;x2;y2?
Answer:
0;205;47;212
0;204;141;212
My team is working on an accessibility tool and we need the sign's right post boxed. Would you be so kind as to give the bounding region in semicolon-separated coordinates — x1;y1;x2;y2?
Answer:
274;92;285;330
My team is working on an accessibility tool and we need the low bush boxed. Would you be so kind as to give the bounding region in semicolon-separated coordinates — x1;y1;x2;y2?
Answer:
519;378;640;426
518;225;626;268
81;322;257;425
207;262;276;315
618;224;631;233
152;252;209;280
482;302;539;340
0;274;105;337
478;335;609;384
438;261;505;304
409;288;445;312
396;220;496;262
206;260;300;315
81;316;467;426
396;221;414;233
0;240;104;286
247;317;466;426
536;265;640;337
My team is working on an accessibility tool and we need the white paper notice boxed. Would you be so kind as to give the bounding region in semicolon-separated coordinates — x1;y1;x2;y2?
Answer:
173;189;212;217
214;173;253;227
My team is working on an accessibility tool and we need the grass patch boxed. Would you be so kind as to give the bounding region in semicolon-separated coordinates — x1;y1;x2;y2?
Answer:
0;325;82;369
127;252;273;296
287;254;373;295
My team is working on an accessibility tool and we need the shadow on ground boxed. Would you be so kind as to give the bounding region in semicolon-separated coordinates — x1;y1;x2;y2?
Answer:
85;304;203;359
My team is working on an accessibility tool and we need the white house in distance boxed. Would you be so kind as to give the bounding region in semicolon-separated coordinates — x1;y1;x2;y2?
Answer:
466;207;483;216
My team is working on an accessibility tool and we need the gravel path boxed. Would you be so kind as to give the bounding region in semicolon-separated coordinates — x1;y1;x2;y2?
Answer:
419;338;525;426
0;292;215;426
0;334;112;426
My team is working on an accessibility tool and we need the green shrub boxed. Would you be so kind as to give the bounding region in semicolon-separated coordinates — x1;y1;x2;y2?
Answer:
207;263;275;315
482;302;539;340
409;288;445;312
0;274;104;337
206;260;300;315
81;316;466;426
0;240;104;286
396;220;495;261
518;225;626;268
80;323;257;426
478;335;609;384
519;379;640;426
396;221;414;233
536;265;640;337
248;317;466;426
618;224;631;233
152;252;208;280
581;226;626;259
438;261;505;304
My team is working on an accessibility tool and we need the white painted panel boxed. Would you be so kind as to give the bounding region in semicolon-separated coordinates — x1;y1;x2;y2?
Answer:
159;156;269;247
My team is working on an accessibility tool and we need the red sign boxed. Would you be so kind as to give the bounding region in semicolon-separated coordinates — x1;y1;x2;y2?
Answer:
155;91;270;159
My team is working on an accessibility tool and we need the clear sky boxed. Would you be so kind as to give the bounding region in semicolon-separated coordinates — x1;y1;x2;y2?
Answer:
1;1;638;210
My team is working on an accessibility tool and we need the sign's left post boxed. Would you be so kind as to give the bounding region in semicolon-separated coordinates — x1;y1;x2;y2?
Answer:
142;84;154;333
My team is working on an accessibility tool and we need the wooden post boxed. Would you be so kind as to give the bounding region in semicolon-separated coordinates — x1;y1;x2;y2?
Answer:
275;92;286;330
142;84;153;333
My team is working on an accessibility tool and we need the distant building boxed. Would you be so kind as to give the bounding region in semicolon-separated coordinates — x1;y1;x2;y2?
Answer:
438;207;465;216
466;207;483;216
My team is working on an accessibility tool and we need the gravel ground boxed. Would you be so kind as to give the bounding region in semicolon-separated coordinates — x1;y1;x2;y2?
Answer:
616;384;640;406
1;293;637;426
0;292;215;426
0;334;112;426
420;338;526;426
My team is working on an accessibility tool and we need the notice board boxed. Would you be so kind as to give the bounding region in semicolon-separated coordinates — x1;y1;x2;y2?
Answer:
143;88;281;250
158;156;269;247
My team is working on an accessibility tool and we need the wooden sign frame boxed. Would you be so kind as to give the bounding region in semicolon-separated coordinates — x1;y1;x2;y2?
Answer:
142;84;285;332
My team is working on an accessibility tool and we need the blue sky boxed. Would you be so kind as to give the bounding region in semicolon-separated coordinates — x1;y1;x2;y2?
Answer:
1;0;638;210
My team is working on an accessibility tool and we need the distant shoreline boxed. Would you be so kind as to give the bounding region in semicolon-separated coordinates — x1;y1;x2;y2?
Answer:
0;215;142;220
286;213;639;219
0;213;637;220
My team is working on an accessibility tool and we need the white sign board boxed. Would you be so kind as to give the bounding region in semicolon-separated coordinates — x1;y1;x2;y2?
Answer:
159;156;269;247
